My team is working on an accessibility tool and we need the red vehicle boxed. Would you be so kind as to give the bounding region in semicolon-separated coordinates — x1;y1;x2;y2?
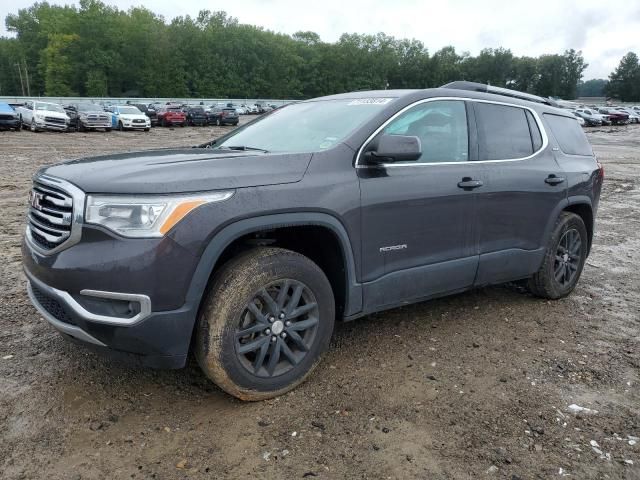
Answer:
596;108;629;125
157;106;187;127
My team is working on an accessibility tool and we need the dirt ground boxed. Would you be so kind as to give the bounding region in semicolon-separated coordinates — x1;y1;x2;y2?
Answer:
0;122;638;480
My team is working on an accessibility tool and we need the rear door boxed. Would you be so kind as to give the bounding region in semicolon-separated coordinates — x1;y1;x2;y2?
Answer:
470;101;567;285
358;99;482;311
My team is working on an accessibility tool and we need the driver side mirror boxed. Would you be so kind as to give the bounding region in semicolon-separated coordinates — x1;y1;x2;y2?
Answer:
365;134;422;163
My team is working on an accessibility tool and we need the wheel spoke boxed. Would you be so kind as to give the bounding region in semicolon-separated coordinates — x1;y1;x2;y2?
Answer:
253;339;270;373
236;323;267;339
258;288;279;315
280;341;299;366
554;262;564;277
285;284;304;314
288;317;319;332
288;302;317;320
238;336;269;354
266;338;281;375
564;264;571;284
567;262;578;272
247;302;267;323
276;280;291;310
287;330;308;352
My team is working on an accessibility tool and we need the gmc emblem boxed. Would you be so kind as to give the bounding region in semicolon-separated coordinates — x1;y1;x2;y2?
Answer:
29;191;44;211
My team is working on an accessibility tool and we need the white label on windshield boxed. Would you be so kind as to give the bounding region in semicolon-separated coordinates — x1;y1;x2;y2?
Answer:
347;98;393;106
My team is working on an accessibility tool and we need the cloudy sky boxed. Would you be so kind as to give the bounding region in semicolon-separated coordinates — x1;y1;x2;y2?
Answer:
2;0;638;79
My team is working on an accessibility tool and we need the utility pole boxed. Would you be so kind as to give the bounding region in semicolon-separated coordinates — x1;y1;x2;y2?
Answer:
23;60;31;97
15;63;25;96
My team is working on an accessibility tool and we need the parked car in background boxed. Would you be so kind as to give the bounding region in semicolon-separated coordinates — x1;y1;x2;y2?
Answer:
596;108;629;125
575;108;610;126
64;103;112;132
236;105;248;115
130;104;158;127
616;108;640;124
157;106;187;127
208;106;239;126
0;102;21;131
572;112;586;126
107;105;151;131
15;100;70;132
184;106;208;126
572;109;603;127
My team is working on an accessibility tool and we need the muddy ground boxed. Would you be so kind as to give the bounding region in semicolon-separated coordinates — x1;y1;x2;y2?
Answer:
0;122;638;480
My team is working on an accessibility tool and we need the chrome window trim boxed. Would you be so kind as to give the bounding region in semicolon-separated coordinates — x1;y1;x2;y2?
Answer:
25;174;85;256
355;96;549;168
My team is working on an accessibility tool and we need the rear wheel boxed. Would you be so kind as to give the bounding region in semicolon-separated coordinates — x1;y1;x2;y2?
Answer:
195;248;335;401
527;212;588;299
118;121;124;131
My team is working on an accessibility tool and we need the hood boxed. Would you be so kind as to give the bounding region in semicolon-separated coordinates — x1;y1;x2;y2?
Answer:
40;148;312;194
118;113;148;121
36;110;67;119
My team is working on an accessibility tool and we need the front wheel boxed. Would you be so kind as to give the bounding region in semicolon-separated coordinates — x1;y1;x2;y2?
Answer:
195;248;335;401
118;121;124;131
527;212;588;299
30;119;37;132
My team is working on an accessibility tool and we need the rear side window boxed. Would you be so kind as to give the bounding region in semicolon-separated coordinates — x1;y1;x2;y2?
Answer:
525;111;543;151
474;103;534;160
544;114;593;156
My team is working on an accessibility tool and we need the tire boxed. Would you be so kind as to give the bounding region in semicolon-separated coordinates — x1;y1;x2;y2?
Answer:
527;212;588;299
105;128;112;132
144;128;150;132
30;119;37;132
78;122;85;132
118;121;124;132
216;118;221;126
195;247;335;401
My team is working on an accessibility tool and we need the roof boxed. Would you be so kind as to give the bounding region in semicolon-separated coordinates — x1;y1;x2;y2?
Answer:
0;102;15;113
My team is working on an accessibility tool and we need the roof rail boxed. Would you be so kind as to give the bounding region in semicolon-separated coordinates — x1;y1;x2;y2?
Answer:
441;81;559;107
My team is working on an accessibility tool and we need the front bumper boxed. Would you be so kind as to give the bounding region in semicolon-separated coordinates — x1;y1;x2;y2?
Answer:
0;118;20;129
22;227;201;368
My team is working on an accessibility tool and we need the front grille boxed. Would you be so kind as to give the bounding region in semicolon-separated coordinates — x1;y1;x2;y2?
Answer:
132;119;145;123
31;283;75;325
44;116;66;124
28;182;73;251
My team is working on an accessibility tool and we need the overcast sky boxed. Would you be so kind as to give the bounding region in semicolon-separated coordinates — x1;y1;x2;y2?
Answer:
2;0;638;79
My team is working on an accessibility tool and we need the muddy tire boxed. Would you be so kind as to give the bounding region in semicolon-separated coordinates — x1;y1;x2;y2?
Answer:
195;247;335;401
527;212;588;299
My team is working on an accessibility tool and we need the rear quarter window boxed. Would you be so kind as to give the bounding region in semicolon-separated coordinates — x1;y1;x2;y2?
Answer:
544;114;593;156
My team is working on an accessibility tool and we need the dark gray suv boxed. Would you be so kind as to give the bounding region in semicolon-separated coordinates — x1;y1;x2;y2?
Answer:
23;82;603;400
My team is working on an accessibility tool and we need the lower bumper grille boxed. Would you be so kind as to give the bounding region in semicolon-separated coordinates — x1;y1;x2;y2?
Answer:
30;283;75;325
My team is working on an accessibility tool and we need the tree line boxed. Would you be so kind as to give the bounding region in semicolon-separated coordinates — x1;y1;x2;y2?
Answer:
0;0;636;101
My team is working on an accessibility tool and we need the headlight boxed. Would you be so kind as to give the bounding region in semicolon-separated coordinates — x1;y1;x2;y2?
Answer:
85;191;234;238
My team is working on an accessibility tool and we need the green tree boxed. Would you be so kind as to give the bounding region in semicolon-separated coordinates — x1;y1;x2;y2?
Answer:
606;52;640;101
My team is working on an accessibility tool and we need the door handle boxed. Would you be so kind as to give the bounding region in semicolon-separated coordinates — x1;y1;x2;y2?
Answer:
545;174;566;186
457;177;483;190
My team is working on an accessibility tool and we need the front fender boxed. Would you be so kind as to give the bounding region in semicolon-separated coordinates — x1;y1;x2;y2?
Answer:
182;212;363;318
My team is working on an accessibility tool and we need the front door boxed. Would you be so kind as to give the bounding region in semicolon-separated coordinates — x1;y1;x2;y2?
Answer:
358;99;481;312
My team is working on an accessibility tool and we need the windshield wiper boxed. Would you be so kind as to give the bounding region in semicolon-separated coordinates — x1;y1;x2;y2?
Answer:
221;145;270;153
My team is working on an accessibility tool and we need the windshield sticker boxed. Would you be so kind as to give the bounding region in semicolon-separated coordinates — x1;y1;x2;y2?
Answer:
347;98;393;106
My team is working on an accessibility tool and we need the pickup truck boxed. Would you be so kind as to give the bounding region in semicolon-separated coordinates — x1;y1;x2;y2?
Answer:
22;82;603;401
15;100;70;132
0;102;21;130
64;103;112;132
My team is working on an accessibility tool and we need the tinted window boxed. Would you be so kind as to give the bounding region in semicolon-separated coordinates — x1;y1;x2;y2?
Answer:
525;110;543;151
474;103;533;160
544;114;593;156
382;100;468;162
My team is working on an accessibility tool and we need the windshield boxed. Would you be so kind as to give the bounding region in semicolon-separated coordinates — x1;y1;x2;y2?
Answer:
216;98;394;153
77;104;103;112
35;102;65;113
119;106;141;114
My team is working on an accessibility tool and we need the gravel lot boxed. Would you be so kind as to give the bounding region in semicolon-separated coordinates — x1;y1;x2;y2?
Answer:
0;123;638;479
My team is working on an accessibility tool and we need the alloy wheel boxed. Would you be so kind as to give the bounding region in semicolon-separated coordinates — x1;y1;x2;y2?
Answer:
554;228;582;287
235;279;319;378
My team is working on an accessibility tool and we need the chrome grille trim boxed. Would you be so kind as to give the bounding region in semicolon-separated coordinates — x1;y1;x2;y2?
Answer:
26;175;85;255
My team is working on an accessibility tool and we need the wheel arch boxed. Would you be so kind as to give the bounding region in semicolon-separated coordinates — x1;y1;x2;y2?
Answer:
184;212;363;322
563;199;594;255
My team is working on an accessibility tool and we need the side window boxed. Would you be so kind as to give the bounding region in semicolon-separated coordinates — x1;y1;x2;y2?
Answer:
474;103;534;160
382;100;469;163
544;114;593;156
525;110;543;151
